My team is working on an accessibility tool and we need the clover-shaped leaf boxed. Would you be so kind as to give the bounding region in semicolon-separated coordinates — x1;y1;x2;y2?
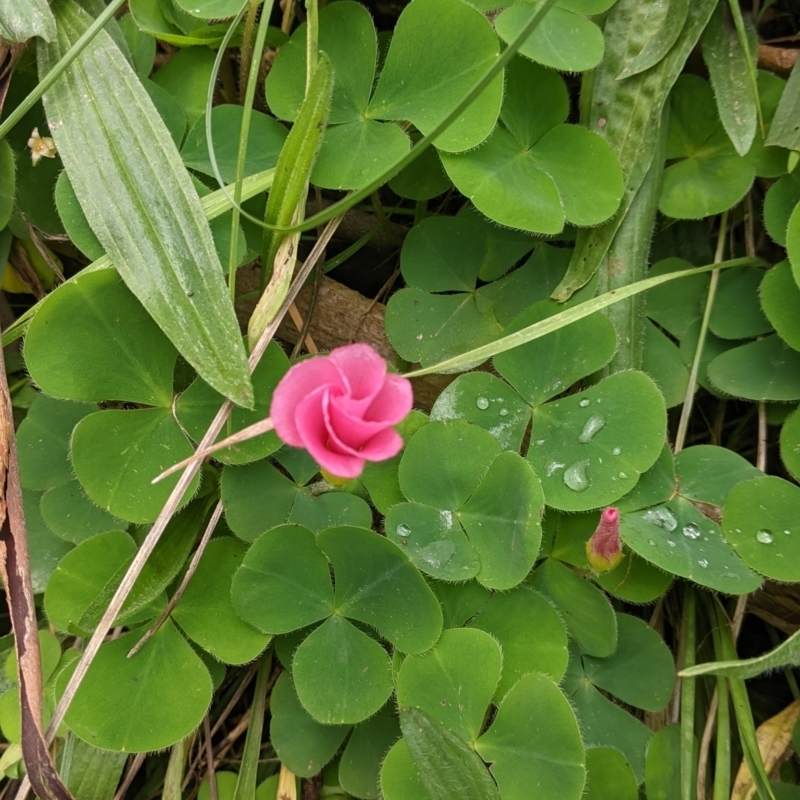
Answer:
494;0;616;73
430;373;531;452
23;270;202;523
761;261;800;352
269;671;351;778
41;480;124;544
659;75;756;219
382;629;586;800
172;538;271;665
494;302;616;406
469;586;569;697
582;614;675;713
707;334;800;401
530;558;617;657
527;371;667;512
620;497;760;594
385;220;577;368
387;421;543;589
221;459;372;541
17;394;95;492
177;341;289;466
266;0;501;190
231;525;442;724
723;476;800;583
441;57;624;234
708;267;772;340
562;633;660;784
780;407;800;483
58;621;212;752
764;174;800;246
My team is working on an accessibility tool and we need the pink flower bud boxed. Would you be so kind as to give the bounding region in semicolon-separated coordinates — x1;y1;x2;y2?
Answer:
586;507;622;573
270;344;413;479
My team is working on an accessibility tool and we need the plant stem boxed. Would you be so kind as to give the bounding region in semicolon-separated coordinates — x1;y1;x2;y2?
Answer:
599;106;668;375
227;0;276;301
0;0;127;141
680;586;697;800
674;210;729;454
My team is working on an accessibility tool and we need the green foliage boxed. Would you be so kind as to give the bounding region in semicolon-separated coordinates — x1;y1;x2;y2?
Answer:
5;0;800;793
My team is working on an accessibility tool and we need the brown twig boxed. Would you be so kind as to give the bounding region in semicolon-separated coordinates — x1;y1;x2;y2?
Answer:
13;215;344;800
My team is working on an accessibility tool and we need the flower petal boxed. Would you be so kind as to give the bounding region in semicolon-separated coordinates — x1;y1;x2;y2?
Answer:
270;358;343;445
365;373;414;424
328;395;394;450
295;391;365;478
358;428;404;462
329;343;387;405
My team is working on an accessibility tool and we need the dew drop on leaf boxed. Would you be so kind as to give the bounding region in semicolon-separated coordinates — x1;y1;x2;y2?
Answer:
756;530;774;544
642;507;678;532
612;447;622;456
578;414;606;443
784;529;791;535
396;523;411;537
579;398;590;408
417;541;456;569
546;461;565;477
476;396;489;410
682;523;701;540
563;460;590;492
499;407;509;416
698;559;709;568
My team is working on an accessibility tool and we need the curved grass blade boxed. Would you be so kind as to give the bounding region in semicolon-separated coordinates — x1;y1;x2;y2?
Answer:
1;168;274;348
39;0;254;407
405;257;763;378
205;0;560;236
247;51;333;348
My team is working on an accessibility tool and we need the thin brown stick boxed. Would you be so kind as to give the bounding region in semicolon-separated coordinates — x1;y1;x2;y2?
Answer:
113;754;145;800
288;303;318;354
152;419;275;484
756;401;768;473
127;501;225;657
13;214;344;800
203;717;217;800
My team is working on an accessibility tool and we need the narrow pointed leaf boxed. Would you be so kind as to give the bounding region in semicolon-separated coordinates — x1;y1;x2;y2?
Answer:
39;0;253;407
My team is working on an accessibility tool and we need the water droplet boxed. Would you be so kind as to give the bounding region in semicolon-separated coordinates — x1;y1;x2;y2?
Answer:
546;461;565;477
595;398;602;404
476;396;489;410
618;471;627;479
563;460;591;492
535;439;545;446
579;398;590;408
756;530;773;544
648;539;655;546
667;540;676;548
698;559;709;568
642;507;678;532
396;523;411;537
578;414;607;444
682;523;701;540
499;407;509;417
416;333;423;341
612;447;622;456
784;529;791;536
417;541;456;569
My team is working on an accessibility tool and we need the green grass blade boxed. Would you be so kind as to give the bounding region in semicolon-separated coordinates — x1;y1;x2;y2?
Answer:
0;168;274;347
40;0;253;407
404;257;763;378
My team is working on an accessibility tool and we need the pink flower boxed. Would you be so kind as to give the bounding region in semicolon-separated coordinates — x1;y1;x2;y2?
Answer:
586;507;622;573
270;343;413;479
